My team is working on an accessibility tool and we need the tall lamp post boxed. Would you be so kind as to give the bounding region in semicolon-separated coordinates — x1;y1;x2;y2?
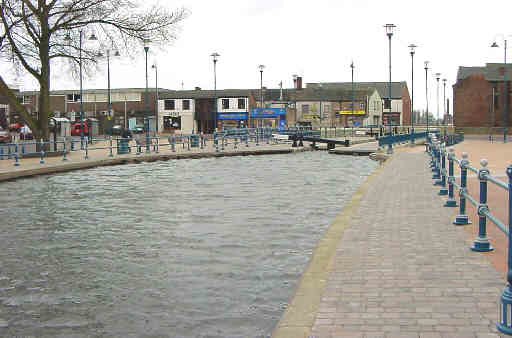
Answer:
64;31;97;149
258;64;265;128
442;78;447;129
97;48;119;136
143;39;150;153
152;63;158;133
211;52;220;132
491;34;512;143
384;24;396;155
435;73;441;127
351;61;355;116
424;61;430;133
408;44;417;145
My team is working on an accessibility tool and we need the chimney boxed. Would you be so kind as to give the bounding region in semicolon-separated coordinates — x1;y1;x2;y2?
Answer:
296;76;303;90
194;87;201;91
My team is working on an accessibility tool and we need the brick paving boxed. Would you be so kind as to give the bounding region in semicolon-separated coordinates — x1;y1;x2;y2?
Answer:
309;149;506;338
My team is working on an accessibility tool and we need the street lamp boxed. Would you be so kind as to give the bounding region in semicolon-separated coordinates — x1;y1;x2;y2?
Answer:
409;44;417;145
258;64;265;128
424;61;430;133
211;52;220;132
97;48;120;136
152;63;158;133
491;34;512;143
143;38;150;153
442;78;447;128
64;31;97;149
435;72;441;126
351;61;355;116
384;23;396;155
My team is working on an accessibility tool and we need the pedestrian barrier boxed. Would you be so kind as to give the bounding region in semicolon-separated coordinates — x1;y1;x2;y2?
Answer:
427;133;512;335
378;131;428;148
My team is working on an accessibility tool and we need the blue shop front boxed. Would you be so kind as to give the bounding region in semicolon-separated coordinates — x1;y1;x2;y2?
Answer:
249;108;286;129
217;112;248;129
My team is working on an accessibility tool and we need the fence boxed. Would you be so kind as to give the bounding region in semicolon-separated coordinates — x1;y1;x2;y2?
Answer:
427;133;512;335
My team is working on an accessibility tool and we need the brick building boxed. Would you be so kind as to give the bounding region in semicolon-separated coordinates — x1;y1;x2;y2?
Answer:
453;64;512;129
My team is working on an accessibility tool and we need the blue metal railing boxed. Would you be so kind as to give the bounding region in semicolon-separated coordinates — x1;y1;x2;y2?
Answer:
378;131;428;147
427;134;512;335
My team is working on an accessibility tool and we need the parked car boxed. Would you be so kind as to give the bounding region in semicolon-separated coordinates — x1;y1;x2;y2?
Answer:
20;125;33;140
8;122;22;132
131;124;145;134
110;125;132;137
0;127;11;143
71;122;89;136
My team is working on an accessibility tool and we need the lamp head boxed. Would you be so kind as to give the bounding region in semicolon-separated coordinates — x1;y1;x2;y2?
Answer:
114;50;120;57
211;52;220;62
443;78;447;83
88;33;98;41
258;64;265;72
143;38;151;53
435;72;441;80
292;74;298;80
408;44;417;55
64;34;72;42
491;41;499;48
424;61;429;69
384;24;396;37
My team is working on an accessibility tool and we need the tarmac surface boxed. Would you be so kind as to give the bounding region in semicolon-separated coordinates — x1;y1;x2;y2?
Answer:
273;139;510;338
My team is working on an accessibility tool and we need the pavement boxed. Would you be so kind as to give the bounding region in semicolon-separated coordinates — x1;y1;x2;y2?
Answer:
273;139;510;338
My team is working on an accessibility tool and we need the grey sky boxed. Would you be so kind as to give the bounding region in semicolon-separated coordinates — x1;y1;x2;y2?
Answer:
3;0;512;114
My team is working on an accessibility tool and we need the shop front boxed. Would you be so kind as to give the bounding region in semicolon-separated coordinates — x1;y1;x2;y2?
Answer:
161;112;182;133
249;108;286;128
217;112;248;129
339;109;366;127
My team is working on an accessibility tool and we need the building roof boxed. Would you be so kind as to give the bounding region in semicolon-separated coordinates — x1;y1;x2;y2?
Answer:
159;89;253;99
291;88;376;102
456;64;512;82
22;88;167;95
306;81;406;99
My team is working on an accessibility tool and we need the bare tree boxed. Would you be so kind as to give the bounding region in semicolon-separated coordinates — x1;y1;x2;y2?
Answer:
0;0;188;140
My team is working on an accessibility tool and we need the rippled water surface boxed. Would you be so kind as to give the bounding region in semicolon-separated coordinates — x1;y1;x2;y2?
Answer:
0;151;377;337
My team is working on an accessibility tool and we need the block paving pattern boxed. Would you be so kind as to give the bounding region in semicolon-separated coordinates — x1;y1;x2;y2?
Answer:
310;151;506;338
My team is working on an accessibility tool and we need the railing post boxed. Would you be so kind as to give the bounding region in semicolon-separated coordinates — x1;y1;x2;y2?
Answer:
437;143;448;192
155;137;160;153
453;152;471;225
14;144;19;166
39;139;45;164
433;141;441;180
109;136;114;157
246;133;249;147
63;140;68;161
84;138;89;160
221;136;225;151
471;159;493;252
497;164;512;334
256;130;259;146
171;136;176;153
444;148;457;207
234;136;238;149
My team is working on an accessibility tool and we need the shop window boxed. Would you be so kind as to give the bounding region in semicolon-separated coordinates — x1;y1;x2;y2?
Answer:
163;116;181;129
183;99;190;110
302;104;309;114
164;99;175;110
238;99;245;109
222;99;230;109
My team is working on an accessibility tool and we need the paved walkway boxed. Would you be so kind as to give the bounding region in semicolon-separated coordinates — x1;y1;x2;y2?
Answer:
274;145;506;338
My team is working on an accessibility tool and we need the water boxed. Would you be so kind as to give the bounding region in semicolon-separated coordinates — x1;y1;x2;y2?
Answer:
0;151;378;337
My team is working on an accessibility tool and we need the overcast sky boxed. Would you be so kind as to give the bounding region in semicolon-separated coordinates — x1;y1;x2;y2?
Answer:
3;0;512;115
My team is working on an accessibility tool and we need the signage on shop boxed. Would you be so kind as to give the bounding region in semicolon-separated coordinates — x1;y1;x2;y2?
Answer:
338;110;366;115
217;113;248;120
250;108;286;118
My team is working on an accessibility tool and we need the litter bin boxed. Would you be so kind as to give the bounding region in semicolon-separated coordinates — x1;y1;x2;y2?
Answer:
117;138;130;154
190;134;199;148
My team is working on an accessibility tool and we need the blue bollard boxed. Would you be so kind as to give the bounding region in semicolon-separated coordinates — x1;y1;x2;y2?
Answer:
437;143;447;190
63;141;68;161
70;138;75;151
444;148;457;207
246;134;249;147
85;139;89;160
109;136;114;157
234;137;238;149
39;139;45;164
256;132;259;146
200;135;204;150
7;144;11;159
471;159;493;252
171;136;176;152
497;164;512;334
221;136;225;151
13;145;19;166
454;152;471;225
433;142;441;180
155;137;160;153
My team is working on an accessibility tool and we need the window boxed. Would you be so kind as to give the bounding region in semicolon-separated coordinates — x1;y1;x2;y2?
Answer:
360;102;365;109
384;98;391;109
302;104;309;114
164;99;175;110
238;98;245;109
66;94;81;102
183;99;190;110
222;99;230;109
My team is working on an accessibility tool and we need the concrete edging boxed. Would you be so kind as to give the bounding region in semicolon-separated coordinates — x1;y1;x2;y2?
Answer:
271;155;391;338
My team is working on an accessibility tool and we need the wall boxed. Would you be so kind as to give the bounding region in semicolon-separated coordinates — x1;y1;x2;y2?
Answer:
158;98;196;134
453;74;497;127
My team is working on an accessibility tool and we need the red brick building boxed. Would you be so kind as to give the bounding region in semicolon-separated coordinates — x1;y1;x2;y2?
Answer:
453;64;512;128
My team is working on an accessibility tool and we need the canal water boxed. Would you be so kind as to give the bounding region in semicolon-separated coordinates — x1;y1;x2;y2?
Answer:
0;151;378;338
